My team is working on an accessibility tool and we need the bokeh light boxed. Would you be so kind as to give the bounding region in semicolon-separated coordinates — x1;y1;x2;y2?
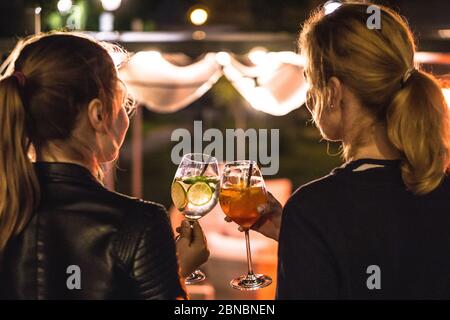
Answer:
101;0;122;12
57;0;72;13
190;8;208;26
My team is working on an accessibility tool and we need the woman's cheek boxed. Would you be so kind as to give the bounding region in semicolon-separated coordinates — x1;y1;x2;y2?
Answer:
109;108;129;154
122;108;130;134
117;108;129;145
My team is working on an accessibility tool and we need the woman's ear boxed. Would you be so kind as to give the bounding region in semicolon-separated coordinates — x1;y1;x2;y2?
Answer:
328;76;343;110
87;98;107;133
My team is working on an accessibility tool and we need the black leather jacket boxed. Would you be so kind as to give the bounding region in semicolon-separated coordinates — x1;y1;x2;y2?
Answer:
0;162;186;300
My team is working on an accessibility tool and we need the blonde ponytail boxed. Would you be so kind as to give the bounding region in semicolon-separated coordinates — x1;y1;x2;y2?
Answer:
299;3;450;195
387;69;450;194
0;75;39;253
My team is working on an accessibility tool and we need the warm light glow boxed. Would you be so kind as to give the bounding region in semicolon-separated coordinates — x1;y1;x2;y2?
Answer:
215;52;231;66
192;30;206;40
438;29;450;39
101;0;122;11
415;52;450;65
35;7;42;15
122;52;222;113
222;53;307;116
190;8;208;26
248;47;268;65
247;87;280;114
275;51;306;66
323;0;342;15
99;12;114;32
443;89;450;107
57;0;72;13
132;51;162;67
120;50;308;116
109;51;129;68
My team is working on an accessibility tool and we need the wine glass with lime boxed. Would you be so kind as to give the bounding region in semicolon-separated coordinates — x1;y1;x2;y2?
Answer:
171;153;219;284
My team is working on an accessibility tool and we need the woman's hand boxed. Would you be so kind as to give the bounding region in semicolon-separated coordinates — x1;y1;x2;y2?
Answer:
175;220;210;278
225;191;283;241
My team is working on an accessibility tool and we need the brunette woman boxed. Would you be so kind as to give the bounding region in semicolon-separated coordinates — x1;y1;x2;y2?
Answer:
0;33;209;299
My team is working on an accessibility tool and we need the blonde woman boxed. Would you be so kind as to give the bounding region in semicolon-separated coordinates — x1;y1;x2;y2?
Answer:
0;33;209;299
242;3;450;299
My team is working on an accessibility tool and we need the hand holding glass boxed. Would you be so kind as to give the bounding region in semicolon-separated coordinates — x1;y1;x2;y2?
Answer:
171;153;219;284
219;160;272;290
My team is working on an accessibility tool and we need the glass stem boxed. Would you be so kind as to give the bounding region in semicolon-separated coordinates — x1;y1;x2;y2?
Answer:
188;220;195;245
244;230;254;275
188;220;198;278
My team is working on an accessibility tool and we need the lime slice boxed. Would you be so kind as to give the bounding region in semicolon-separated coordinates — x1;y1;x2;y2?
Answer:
187;182;213;206
183;176;219;185
182;176;206;184
171;181;187;210
206;177;220;185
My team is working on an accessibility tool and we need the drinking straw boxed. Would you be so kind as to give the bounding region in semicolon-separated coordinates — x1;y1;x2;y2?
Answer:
200;154;210;176
246;161;253;188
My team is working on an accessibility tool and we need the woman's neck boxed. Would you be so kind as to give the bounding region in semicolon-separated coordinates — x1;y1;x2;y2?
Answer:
35;142;97;176
346;122;402;161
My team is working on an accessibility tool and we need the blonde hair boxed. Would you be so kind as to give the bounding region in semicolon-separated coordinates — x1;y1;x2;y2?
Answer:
0;32;129;253
300;3;450;195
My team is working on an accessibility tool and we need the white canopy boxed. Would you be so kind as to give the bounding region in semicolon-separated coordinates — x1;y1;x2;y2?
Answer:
119;50;308;116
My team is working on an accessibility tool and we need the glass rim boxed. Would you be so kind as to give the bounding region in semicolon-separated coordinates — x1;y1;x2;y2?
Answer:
181;153;218;164
223;160;258;167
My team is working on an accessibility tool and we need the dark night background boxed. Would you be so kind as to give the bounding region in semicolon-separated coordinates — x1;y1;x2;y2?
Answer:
0;0;449;36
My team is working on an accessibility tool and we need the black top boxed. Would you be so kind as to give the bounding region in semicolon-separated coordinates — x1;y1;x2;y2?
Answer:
276;158;450;299
0;162;186;300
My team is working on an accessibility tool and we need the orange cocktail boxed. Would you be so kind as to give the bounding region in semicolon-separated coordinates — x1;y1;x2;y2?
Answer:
219;184;268;229
219;160;272;290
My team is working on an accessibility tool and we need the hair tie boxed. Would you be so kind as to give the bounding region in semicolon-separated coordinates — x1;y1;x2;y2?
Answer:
13;71;26;87
400;67;415;88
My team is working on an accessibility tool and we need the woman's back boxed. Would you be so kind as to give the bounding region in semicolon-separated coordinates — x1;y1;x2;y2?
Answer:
272;2;450;299
277;159;450;299
0;162;185;299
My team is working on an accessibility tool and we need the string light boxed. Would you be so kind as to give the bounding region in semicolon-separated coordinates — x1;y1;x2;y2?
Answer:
101;0;122;11
57;0;72;13
190;8;208;26
323;0;342;15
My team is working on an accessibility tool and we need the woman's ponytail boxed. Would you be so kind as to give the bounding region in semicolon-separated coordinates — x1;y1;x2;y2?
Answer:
299;3;450;195
0;74;39;253
387;69;450;195
0;33;124;253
